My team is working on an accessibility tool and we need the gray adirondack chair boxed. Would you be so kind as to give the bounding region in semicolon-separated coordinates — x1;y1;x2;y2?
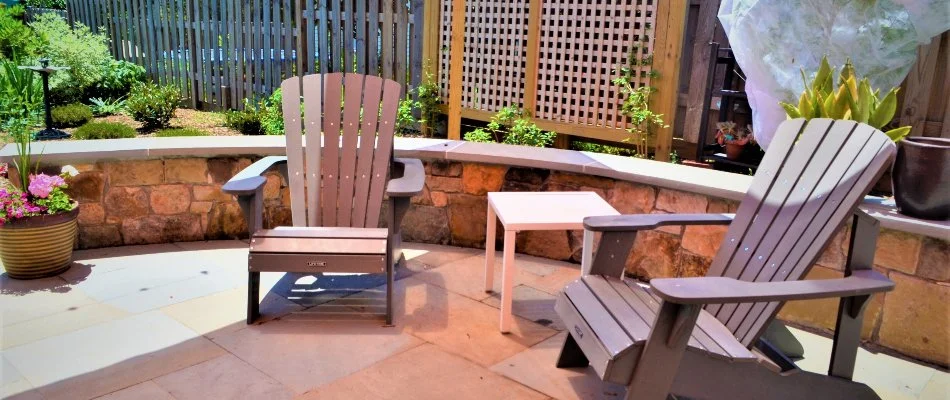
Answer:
223;73;425;325
555;118;896;400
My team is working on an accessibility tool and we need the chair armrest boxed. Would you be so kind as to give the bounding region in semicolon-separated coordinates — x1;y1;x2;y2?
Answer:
222;156;287;195
650;269;894;305
386;158;425;197
583;213;735;232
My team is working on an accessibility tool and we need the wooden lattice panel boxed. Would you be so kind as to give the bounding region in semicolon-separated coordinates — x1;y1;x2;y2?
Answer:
440;0;530;112
535;0;657;128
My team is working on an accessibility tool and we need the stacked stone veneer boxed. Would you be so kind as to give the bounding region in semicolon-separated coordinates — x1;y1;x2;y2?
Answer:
62;157;947;367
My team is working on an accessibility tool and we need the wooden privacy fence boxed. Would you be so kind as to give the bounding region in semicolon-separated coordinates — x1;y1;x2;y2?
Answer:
438;0;688;160
66;0;424;110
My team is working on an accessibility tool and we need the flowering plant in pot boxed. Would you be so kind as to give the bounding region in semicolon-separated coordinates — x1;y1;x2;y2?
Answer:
0;117;80;279
714;122;754;160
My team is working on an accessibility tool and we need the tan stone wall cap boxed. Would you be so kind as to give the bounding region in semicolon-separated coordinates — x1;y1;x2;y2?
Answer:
1;137;945;239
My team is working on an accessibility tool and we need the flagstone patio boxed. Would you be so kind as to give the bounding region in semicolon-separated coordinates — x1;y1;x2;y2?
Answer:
1;241;946;400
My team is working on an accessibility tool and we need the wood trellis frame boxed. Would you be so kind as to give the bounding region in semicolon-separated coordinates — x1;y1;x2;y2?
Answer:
440;0;688;160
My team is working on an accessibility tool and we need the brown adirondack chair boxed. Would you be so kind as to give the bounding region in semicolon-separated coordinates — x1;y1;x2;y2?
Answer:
223;73;425;325
554;118;897;400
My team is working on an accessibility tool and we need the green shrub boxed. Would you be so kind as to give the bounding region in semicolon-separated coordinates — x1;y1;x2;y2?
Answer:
395;97;416;136
572;141;637;157
72;121;136;139
0;60;42;120
126;82;180;130
260;89;283;135
29;14;110;103
462;129;493;143
464;106;555;147
89;60;146;100
88;97;126;116
154;128;208;137
51;103;92;128
224;100;265;135
21;0;68;9
0;5;40;61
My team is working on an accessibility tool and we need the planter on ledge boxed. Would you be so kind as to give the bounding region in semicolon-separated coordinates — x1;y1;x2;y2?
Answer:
0;204;78;279
892;137;950;220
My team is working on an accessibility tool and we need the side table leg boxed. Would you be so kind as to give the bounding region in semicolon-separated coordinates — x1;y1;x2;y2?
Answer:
485;205;497;292
500;230;516;333
581;229;594;276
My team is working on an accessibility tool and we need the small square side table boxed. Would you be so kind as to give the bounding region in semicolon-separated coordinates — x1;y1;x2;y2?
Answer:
485;191;619;333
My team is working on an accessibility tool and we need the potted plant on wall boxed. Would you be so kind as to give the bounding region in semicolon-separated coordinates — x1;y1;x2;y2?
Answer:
715;122;754;160
779;57;948;220
0;117;80;279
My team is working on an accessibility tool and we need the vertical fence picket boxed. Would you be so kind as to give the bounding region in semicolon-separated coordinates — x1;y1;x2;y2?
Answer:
410;0;424;91
356;0;366;74
395;0;407;89
381;0;394;80
368;0;379;75
317;1;328;73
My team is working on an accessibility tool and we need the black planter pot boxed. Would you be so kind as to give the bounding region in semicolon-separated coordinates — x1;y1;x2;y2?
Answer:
892;137;950;220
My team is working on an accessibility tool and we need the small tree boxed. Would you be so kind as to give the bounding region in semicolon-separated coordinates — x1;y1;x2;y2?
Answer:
613;43;667;158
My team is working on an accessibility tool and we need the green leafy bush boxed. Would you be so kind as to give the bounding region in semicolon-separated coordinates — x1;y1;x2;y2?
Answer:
0;60;42;120
0;5;40;61
88;97;126;116
224;100;265;135
72;121;137;139
51;103;93;128
29;14;110;103
126;82;180;130
260;89;283;135
395;97;416;136
21;0;68;9
89;60;146;100
154;128;208;137
572;141;636;156
463;106;555;147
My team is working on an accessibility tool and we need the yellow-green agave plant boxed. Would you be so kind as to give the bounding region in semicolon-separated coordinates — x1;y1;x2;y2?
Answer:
780;56;910;142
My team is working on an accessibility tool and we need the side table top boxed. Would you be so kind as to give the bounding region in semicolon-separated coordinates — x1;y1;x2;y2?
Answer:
488;191;620;230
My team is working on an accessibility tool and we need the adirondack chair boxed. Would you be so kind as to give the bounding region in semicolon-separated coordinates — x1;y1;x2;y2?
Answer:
554;118;897;400
223;73;425;325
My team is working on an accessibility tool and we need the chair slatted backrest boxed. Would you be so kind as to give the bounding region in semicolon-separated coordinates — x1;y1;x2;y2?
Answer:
281;73;402;228
702;119;896;347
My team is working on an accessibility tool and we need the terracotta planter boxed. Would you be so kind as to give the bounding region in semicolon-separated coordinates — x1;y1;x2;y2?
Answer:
724;142;745;160
892;137;950;220
0;205;79;279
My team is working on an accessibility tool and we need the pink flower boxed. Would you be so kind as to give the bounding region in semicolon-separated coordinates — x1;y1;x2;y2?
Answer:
0;163;7;178
28;174;66;199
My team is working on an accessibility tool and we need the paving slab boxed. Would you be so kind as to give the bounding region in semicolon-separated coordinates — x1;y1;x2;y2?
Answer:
161;285;302;339
298;344;548;400
793;328;938;399
491;332;627;400
94;381;174;400
352;277;557;367
3;311;225;400
482;284;564;331
0;274;97;327
2;302;129;349
153;354;293;400
210;316;422;394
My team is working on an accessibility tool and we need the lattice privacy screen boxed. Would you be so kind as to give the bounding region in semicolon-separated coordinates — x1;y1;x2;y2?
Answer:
441;0;657;129
440;0;530;111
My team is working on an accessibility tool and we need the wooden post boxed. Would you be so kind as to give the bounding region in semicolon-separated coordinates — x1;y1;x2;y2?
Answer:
682;0;721;143
650;0;689;162
522;0;542;118
447;0;466;140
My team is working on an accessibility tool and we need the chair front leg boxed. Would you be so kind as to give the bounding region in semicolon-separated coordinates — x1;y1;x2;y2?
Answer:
238;190;264;324
385;196;411;326
556;333;590;368
626;301;701;400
